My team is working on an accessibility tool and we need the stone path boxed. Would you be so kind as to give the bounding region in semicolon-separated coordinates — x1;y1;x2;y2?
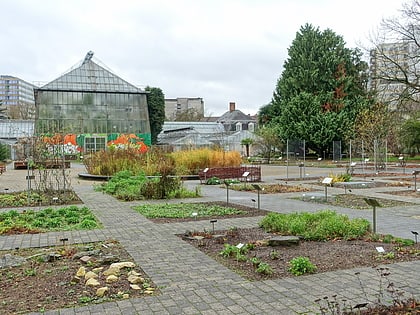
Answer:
0;164;419;314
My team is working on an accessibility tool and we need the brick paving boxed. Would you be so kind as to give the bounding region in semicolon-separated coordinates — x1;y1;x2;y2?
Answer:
0;163;419;314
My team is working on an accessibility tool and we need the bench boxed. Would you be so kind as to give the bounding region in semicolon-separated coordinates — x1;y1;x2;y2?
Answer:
198;166;261;183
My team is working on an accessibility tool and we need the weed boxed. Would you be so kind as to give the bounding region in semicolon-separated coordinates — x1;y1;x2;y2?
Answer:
78;296;93;304
269;250;280;260
256;262;274;275
288;256;317;276
24;268;37;276
249;257;262;267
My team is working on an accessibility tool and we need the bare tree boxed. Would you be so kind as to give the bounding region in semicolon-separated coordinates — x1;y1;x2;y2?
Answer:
369;0;420;114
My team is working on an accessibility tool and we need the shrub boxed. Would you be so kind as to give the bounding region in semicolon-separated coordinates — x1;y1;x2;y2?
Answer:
288;257;317;276
259;210;370;241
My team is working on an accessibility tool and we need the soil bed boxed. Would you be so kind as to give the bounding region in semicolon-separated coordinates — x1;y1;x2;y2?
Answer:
297;193;415;209
0;240;158;314
180;227;420;281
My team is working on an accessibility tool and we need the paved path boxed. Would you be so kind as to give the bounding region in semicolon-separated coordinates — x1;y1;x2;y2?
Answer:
0;163;419;314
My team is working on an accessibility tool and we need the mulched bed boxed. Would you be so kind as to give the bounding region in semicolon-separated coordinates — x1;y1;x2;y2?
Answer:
180;227;420;281
0;240;158;314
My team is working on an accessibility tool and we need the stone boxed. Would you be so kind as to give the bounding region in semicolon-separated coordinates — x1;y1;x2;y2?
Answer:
0;254;26;268
128;275;144;284
268;236;300;247
46;253;62;262
85;278;100;287
79;256;92;264
122;293;130;299
76;266;86;277
103;267;120;276
110;261;136;270
130;284;142;290
72;250;101;259
84;271;98;280
97;255;119;265
96;287;109;297
144;289;154;295
92;267;104;273
106;275;119;283
128;270;141;277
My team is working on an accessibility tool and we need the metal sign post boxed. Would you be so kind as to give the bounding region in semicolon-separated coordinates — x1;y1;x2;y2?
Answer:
224;180;231;206
322;177;333;201
252;184;263;210
364;198;381;234
413;170;419;191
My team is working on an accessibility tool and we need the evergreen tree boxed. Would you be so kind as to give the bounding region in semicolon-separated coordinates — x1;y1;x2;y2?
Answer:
145;86;165;145
268;24;370;154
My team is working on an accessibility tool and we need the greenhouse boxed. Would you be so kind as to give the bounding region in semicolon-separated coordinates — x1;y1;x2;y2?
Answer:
34;51;151;152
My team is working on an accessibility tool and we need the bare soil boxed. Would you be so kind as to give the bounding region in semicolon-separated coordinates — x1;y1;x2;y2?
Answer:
181;227;420;281
0;240;158;315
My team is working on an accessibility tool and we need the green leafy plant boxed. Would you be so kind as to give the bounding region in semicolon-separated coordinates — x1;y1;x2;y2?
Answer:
288;256;317;276
259;210;370;241
256;262;274;275
0;206;100;235
269;250;280;260
24;268;37;276
249;257;262;267
133;203;245;219
206;176;221;185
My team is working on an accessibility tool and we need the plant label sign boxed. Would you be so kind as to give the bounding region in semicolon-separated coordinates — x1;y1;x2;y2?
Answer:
376;246;385;253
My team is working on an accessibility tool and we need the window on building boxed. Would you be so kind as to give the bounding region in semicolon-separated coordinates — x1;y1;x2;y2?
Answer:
248;122;255;132
235;122;242;131
84;136;106;153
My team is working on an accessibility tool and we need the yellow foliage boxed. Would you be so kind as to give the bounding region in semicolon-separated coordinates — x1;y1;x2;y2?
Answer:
171;148;242;175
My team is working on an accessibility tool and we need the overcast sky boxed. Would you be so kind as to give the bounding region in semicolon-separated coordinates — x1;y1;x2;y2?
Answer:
1;0;407;116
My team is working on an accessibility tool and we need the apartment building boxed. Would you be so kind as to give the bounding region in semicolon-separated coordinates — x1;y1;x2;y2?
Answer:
0;75;36;119
164;97;204;121
369;29;419;112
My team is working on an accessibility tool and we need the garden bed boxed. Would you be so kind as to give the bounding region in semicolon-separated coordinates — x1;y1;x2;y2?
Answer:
180;227;420;281
0;240;158;314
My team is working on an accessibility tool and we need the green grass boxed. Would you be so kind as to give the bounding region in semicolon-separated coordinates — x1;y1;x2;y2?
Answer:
0;205;101;234
133;203;246;219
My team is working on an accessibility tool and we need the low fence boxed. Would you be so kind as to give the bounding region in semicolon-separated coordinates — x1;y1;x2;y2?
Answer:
14;160;71;170
198;165;261;183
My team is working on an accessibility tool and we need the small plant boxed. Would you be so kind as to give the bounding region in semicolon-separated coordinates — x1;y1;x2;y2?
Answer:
78;296;93;304
235;252;247;262
220;244;239;258
249;257;262;267
256;262;274;275
288;256;317;276
206;177;221;185
24;268;37;276
269;250;280;260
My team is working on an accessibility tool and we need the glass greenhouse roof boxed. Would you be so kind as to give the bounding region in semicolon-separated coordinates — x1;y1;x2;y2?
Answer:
39;51;143;93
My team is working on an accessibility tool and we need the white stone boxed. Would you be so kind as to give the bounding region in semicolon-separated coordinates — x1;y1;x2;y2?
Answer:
84;271;98;280
130;284;142;290
106;275;119;283
110;261;136;270
103;267;120;276
96;287;109;297
85;278;100;287
128;274;144;284
76;266;86;277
